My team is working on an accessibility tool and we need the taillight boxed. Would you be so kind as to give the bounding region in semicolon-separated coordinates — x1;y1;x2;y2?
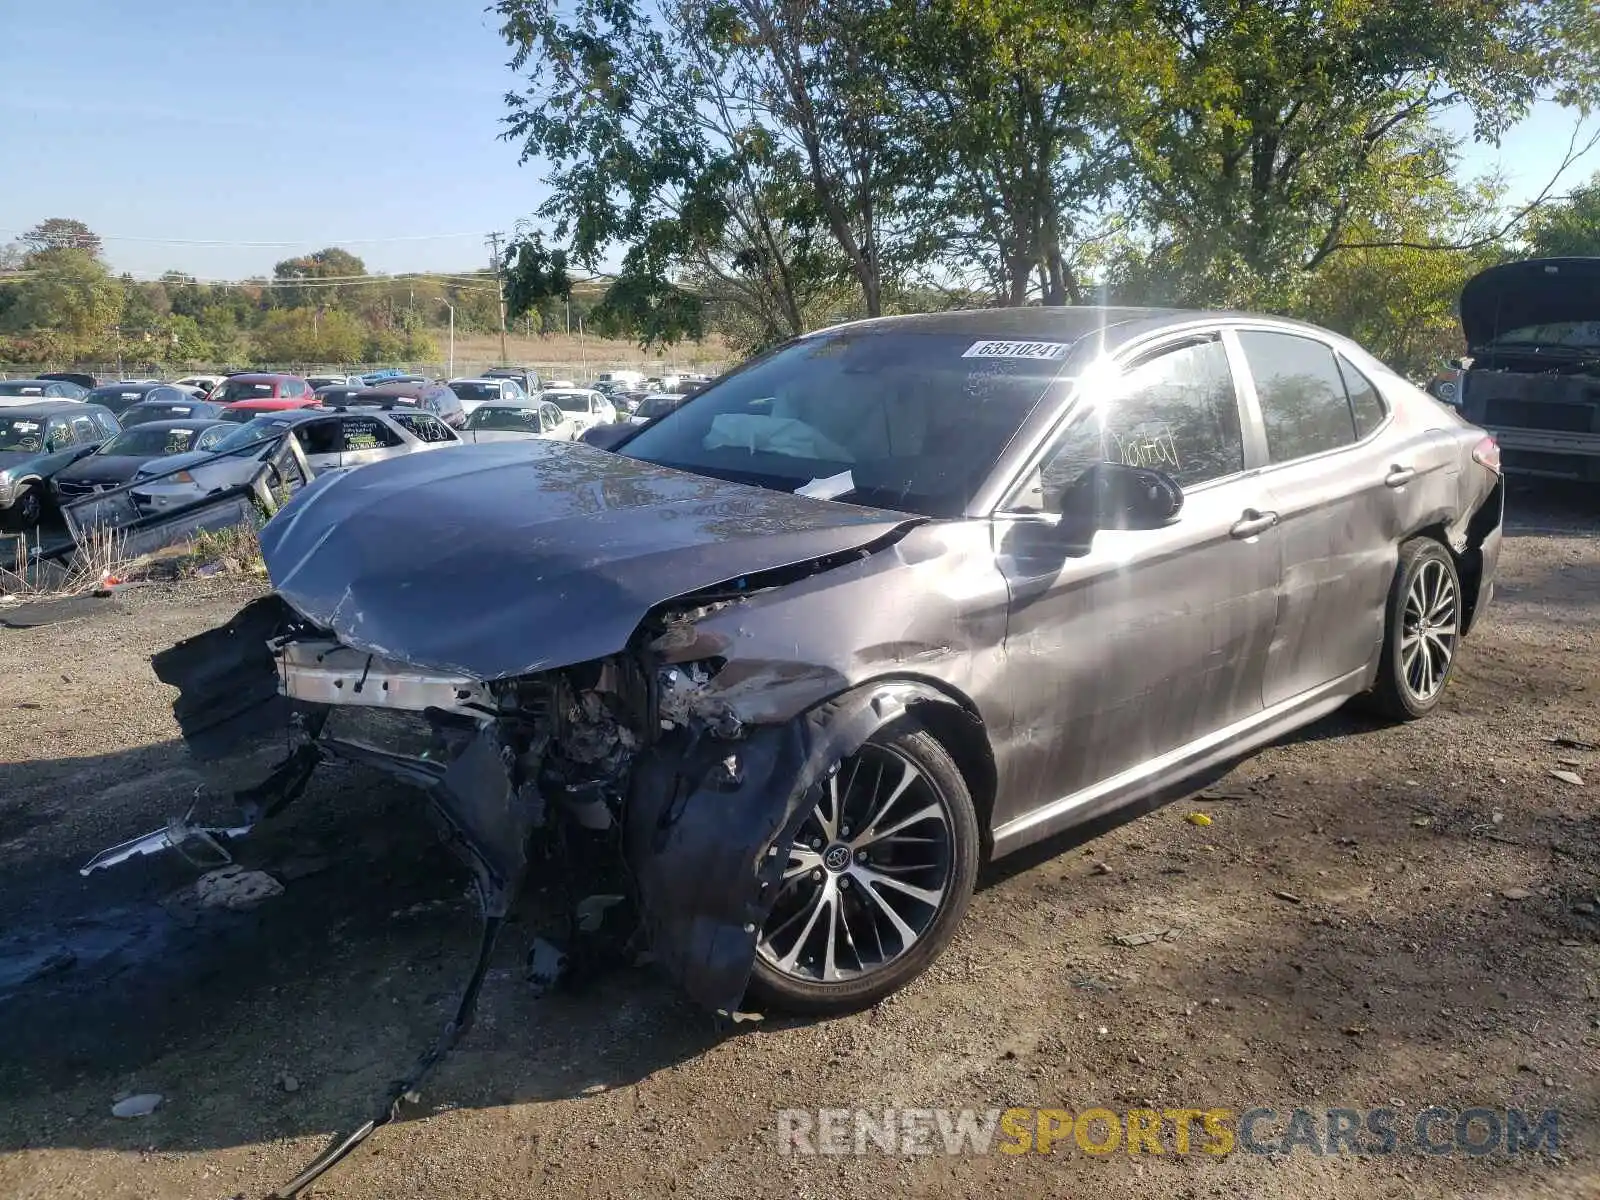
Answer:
1472;435;1500;474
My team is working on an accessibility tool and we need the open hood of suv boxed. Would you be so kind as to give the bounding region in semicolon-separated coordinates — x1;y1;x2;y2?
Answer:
1460;257;1600;351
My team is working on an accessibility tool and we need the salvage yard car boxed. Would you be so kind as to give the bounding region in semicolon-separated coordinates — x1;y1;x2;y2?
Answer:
541;386;616;433
460;398;578;443
130;406;457;513
110;308;1504;1019
0;400;119;527
119;396;225;425
0;378;90;404
1456;256;1600;481
53;419;230;501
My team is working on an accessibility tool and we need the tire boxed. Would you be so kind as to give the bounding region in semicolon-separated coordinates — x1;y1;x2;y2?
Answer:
746;721;980;1016
1368;537;1462;721
3;485;42;531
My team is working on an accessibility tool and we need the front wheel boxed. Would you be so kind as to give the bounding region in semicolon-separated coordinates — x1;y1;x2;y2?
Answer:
2;485;42;531
1368;537;1462;720
747;723;979;1016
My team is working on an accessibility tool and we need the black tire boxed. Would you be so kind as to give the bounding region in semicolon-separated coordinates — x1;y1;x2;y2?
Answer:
746;722;980;1016
1368;537;1462;721
3;485;42;531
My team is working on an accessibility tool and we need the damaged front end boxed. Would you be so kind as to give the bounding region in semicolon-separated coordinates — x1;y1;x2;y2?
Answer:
128;590;850;1012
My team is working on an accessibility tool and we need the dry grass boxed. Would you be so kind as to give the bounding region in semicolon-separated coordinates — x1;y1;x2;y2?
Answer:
446;330;733;377
180;523;266;578
0;524;135;600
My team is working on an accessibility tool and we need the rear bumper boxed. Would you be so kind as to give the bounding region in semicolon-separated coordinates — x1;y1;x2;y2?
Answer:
1484;428;1600;480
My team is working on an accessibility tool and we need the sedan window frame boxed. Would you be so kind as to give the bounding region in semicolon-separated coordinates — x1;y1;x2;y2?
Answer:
988;326;1255;518
1219;321;1397;479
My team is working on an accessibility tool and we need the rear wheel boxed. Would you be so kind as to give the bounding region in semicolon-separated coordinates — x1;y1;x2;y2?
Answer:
747;723;979;1016
1369;538;1462;720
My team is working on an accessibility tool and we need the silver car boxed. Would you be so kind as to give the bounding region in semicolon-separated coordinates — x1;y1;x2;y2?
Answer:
130;407;459;514
460;399;579;443
121;308;1504;1018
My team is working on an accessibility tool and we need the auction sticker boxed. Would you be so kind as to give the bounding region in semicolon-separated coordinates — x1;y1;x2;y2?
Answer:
962;340;1072;361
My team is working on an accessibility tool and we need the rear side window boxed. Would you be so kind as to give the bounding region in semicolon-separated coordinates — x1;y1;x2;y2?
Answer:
339;416;403;450
71;416;100;443
1237;331;1357;464
1337;356;1388;438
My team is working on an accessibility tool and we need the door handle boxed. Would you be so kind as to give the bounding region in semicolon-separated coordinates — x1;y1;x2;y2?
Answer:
1230;509;1279;539
1385;465;1416;488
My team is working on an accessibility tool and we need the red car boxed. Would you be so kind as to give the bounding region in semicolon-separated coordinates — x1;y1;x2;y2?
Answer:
210;373;321;423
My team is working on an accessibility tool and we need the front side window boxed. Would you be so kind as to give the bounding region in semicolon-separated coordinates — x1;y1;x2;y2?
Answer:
1237;331;1357;464
619;329;1065;516
46;418;77;449
70;416;100;443
293;419;342;456
1006;337;1244;513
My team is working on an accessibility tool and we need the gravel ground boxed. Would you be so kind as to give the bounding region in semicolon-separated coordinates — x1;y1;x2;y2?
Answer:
0;481;1596;1200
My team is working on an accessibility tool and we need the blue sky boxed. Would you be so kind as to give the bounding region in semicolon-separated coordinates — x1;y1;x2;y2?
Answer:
0;0;1592;281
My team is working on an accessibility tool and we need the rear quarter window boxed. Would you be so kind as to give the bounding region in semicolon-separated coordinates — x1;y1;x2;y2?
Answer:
1337;356;1389;438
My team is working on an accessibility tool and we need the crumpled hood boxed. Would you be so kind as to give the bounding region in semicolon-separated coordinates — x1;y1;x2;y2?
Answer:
261;439;914;679
1460;257;1600;350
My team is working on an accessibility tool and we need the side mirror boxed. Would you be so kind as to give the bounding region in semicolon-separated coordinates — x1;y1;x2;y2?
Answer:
1057;461;1183;532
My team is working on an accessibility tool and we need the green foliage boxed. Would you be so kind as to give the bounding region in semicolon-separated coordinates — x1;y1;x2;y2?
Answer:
271;247;368;309
21;218;104;264
1525;173;1600;258
253;307;366;363
0;248;123;361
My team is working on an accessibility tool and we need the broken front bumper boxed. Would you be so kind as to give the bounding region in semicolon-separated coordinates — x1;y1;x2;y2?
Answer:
135;595;872;1011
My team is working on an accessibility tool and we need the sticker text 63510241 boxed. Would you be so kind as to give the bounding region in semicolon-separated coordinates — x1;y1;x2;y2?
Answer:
962;340;1073;362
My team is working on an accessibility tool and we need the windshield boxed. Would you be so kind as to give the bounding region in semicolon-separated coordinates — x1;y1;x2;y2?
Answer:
101;426;206;456
636;397;680;419
211;416;296;452
450;382;503;402
0;382;48;396
1490;321;1600;351
464;406;540;431
123;403;201;425
545;391;591;413
619;329;1064;516
214;379;278;402
0;415;48;452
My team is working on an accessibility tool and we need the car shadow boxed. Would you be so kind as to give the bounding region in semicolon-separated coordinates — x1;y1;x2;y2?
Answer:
0;741;740;1158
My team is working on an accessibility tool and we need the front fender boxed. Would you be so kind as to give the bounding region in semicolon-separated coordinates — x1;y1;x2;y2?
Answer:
623;680;945;1011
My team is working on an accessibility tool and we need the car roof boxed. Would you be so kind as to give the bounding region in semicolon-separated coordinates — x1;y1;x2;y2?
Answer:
448;377;507;385
0;399;106;414
4;378;70;387
115;418;229;432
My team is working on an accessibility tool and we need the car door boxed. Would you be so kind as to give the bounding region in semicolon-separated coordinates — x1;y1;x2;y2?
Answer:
1230;327;1458;706
992;332;1281;823
338;414;407;468
291;417;344;473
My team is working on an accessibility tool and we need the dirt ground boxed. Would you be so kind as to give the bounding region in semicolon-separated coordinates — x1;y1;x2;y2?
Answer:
0;481;1597;1200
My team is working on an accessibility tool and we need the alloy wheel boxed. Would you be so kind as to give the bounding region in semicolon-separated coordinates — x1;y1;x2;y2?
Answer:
1400;557;1458;702
757;742;954;984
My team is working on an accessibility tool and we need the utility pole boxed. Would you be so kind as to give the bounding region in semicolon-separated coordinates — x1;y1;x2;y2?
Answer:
433;298;456;379
487;231;508;363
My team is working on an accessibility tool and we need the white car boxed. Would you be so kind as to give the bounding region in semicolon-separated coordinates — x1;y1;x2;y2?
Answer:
0;379;87;406
174;374;225;394
545;378;577;389
460;399;579;443
539;387;616;432
130;407;460;514
447;377;529;416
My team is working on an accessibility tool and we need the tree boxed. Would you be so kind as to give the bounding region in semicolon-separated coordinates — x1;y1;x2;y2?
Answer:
21;218;104;263
890;0;1148;306
1114;0;1600;307
253;307;365;364
271;247;368;309
0;249;123;360
497;0;905;343
1525;172;1600;257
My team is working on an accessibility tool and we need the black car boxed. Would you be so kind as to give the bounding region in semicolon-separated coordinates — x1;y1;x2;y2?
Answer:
119;398;226;426
0;401;120;527
52;419;232;501
350;382;468;429
313;384;370;407
83;382;187;417
481;365;541;394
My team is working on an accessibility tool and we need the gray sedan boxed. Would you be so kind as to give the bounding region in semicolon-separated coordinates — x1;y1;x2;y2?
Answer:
113;307;1503;1018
